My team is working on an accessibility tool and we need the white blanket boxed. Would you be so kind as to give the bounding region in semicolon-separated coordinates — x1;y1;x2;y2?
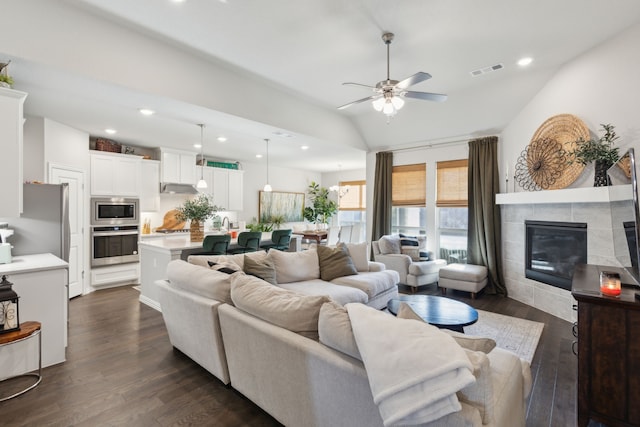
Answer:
346;303;475;426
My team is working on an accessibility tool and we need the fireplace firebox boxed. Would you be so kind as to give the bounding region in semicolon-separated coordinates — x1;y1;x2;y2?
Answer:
525;220;587;290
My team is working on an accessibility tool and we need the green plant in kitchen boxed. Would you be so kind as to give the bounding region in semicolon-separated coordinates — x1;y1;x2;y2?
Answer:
176;193;223;242
246;217;273;232
567;123;620;186
175;193;222;222
303;181;338;226
0;61;13;88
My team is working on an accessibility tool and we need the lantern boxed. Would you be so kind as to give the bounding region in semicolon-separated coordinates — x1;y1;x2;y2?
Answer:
0;275;19;333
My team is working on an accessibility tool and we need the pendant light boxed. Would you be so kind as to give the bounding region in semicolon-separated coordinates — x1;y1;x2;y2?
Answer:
263;138;272;192
196;124;207;189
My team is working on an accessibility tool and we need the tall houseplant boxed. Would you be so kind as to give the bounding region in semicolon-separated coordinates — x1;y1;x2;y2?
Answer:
567;123;620;186
303;181;338;229
176;193;222;242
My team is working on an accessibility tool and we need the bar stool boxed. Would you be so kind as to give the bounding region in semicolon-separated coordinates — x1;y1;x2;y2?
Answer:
0;321;42;401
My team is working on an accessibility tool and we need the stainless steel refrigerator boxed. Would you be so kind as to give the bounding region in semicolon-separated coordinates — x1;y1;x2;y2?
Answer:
0;183;70;261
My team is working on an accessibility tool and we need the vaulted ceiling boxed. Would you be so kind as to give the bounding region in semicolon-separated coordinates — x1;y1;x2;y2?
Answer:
3;0;640;171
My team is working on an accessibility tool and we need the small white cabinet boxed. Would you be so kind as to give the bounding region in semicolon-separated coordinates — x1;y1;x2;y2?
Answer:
0;88;27;217
159;148;196;184
228;169;244;211
90;152;142;197
140;160;160;212
210;168;243;211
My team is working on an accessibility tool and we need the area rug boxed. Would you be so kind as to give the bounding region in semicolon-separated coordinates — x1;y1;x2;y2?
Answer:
465;310;544;363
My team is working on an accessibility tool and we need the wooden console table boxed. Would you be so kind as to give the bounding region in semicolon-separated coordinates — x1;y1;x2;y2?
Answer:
293;230;327;244
571;264;640;427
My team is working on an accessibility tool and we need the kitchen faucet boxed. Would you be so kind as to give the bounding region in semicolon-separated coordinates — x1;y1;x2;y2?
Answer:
221;216;230;230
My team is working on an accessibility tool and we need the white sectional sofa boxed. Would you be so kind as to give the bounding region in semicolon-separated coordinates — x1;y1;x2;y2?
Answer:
156;244;531;426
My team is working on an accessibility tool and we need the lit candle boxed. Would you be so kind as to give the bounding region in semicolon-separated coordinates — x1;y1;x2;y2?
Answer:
600;271;621;297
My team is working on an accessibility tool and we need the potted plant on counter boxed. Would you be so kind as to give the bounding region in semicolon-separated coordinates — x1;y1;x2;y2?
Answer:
175;193;223;242
567;123;620;186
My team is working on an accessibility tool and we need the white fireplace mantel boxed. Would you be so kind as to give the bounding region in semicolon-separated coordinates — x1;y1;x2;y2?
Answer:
496;185;631;205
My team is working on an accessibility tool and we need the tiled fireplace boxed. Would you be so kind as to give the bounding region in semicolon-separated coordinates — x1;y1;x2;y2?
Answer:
498;187;617;322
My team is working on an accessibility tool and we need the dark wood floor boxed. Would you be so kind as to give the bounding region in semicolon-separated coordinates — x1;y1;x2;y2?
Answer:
1;284;585;426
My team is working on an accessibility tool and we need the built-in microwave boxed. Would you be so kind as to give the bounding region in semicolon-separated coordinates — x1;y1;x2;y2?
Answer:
90;197;139;226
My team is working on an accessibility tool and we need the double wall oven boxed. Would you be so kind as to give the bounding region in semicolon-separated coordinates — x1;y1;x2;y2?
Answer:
90;197;140;267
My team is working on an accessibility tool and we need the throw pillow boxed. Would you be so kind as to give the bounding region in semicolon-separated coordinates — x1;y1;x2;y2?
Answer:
378;235;401;255
268;246;320;283
167;259;237;304
318;301;362;360
317;244;358;282
398;233;426;261
207;260;241;275
230;273;329;337
243;255;277;285
396;302;496;353
338;242;368;272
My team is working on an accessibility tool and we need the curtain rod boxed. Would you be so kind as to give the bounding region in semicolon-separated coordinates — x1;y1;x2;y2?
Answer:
385;134;497;154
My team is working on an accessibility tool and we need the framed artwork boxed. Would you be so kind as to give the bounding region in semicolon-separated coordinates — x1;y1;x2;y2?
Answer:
259;191;305;222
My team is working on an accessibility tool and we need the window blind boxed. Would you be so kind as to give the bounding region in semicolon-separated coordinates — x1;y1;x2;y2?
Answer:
436;159;468;207
338;180;366;210
392;164;426;206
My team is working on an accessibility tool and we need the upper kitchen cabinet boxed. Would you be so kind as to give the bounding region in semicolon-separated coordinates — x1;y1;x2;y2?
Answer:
159;148;196;185
212;168;244;211
0;88;27;217
140;160;160;212
90;151;142;197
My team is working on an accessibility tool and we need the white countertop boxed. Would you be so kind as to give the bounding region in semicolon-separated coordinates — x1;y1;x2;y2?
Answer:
139;237;206;251
0;253;68;275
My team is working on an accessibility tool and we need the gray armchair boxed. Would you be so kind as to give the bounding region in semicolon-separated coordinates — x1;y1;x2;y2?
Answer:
372;236;446;292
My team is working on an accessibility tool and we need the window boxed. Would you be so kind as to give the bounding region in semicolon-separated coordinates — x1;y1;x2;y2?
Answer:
436;160;468;263
337;180;366;241
391;164;427;235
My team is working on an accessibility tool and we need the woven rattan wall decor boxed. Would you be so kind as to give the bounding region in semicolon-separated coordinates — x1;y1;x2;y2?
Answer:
515;114;590;190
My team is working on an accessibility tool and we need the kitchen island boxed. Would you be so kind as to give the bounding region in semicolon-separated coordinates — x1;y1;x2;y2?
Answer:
0;253;68;379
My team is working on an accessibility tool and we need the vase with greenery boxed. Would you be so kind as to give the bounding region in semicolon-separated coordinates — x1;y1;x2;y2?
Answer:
175;193;222;242
303;181;338;229
0;62;13;88
567;123;620;187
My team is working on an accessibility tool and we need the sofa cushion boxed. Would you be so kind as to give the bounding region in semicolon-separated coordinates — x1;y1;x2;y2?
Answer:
318;301;362;361
378;235;401;255
338;242;369;272
397;303;496;353
243;255;277;285
166;259;237;305
189;251;267;270
317;244;358;281
207;260;241;274
278;279;369;306
268;246;320;283
331;270;398;299
230;273;329;337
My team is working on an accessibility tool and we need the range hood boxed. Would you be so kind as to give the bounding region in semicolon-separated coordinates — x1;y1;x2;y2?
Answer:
160;183;198;194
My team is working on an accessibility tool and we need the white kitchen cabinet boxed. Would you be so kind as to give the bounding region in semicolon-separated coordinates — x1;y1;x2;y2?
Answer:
211;168;243;211
90;151;142;197
159;148;196;184
196;165;214;196
90;262;140;287
140;160;160;211
0;88;27;217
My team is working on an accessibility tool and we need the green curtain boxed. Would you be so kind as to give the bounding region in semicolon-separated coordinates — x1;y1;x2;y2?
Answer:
372;151;393;242
468;136;507;296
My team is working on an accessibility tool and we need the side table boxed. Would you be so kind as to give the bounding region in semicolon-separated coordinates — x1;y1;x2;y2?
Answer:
0;321;42;401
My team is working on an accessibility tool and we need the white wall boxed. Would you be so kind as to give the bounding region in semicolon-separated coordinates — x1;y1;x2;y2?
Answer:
501;23;640;193
23;116;44;182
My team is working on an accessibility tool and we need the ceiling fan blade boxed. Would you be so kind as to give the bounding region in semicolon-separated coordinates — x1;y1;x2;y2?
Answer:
396;72;432;89
342;82;378;90
403;90;448;102
337;95;380;110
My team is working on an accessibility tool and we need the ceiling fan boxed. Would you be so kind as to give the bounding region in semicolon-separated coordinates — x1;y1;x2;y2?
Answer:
338;32;447;117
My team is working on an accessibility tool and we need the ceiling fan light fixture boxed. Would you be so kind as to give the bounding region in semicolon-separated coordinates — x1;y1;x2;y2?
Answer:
391;95;405;110
372;97;385;112
382;100;396;116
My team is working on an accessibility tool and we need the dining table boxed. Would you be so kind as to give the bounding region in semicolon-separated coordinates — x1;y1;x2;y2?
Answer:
294;230;328;244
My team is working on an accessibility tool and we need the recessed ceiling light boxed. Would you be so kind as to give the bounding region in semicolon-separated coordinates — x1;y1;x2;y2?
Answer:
518;57;533;67
139;108;155;116
273;131;293;138
256;154;263;158
217;136;227;142
301;145;309;150
171;0;186;3
105;128;117;135
193;143;202;149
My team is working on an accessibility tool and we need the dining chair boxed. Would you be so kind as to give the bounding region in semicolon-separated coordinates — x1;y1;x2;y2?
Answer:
227;231;262;254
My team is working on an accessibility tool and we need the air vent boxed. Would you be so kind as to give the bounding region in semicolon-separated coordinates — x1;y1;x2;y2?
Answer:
470;63;504;77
